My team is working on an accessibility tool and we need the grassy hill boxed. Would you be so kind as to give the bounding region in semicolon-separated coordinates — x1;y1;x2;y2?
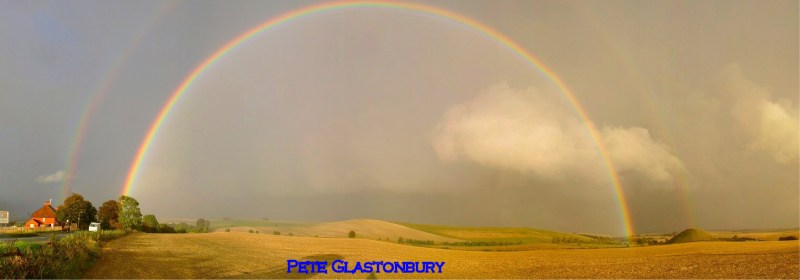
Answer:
394;222;596;244
163;218;620;250
668;228;716;244
194;218;460;242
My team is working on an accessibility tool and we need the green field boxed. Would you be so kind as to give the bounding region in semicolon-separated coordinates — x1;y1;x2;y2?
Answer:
396;222;596;243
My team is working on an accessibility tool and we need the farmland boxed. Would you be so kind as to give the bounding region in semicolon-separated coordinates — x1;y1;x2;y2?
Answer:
84;231;799;279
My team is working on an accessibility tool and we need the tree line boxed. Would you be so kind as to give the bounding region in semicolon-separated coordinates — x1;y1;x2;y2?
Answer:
53;193;211;233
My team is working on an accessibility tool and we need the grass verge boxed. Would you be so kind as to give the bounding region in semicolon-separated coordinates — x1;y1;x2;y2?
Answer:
0;230;127;278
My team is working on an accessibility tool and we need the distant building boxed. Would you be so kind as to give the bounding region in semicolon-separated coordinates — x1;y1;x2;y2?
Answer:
24;200;59;229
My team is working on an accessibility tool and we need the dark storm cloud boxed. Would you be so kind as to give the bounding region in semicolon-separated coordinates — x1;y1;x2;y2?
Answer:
1;0;796;235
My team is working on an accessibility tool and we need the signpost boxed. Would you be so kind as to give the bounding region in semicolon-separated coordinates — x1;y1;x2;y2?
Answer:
0;211;9;228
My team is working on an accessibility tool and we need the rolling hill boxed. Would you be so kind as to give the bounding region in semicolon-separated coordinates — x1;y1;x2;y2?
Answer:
395;221;597;244
668;228;716;244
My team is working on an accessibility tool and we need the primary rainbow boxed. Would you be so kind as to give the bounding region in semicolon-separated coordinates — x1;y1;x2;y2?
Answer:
122;0;636;236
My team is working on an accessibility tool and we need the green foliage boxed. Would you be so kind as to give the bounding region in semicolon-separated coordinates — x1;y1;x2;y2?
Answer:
56;193;98;230
0;230;126;278
142;214;160;233
552;236;587;244
399;238;434;246
668;228;715;244
195;218;210;233
0;232;38;238
175;222;192;233
248;229;254;233
348;231;356;238
442;240;522;246
118;196;143;231
159;224;176;233
97;200;120;230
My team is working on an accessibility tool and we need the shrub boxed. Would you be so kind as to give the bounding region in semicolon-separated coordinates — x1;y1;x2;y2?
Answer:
248;229;254;233
224;228;230;232
348;231;356;238
274;231;280;235
288;232;293;236
0;232;38;238
779;235;798;241
159;224;176;233
0;230;127;278
256;231;260;234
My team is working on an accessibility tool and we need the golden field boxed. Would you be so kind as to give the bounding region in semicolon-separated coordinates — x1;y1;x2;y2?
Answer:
84;232;799;279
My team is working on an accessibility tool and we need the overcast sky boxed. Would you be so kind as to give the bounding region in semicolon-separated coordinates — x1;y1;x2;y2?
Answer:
1;0;797;235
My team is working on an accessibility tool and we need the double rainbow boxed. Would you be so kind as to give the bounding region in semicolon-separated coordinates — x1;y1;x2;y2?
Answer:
121;0;635;236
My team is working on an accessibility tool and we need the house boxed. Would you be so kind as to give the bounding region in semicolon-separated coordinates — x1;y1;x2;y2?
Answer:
24;200;59;230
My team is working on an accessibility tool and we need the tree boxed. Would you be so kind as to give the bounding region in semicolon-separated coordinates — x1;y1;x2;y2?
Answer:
348;230;356;238
175;223;191;233
159;224;176;233
118;195;143;230
142;214;160;233
195;218;210;233
56;193;97;230
97;200;120;230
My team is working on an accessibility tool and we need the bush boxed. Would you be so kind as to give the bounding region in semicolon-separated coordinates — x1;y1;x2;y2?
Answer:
288;232;293;236
400;238;435;246
348;231;356;238
224;228;230;232
256;231;259;234
0;232;38;238
248;229;254;233
0;230;127;278
779;235;798;241
274;231;280;235
159;224;176;233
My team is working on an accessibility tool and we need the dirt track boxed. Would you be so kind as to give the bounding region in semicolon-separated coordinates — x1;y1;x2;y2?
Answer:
84;232;799;279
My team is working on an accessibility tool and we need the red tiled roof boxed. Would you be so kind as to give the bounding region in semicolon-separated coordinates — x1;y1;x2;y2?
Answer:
30;204;57;219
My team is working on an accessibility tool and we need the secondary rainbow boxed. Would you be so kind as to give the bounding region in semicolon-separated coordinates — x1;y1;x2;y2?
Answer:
60;1;179;202
122;0;636;236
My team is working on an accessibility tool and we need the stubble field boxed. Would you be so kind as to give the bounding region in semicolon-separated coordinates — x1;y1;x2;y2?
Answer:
84;232;799;279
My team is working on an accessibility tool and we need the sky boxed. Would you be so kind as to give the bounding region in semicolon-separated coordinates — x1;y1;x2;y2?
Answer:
0;0;797;235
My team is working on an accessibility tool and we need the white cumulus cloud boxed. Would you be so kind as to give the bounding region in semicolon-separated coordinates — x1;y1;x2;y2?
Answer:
35;170;67;184
724;63;799;163
602;126;684;181
432;82;684;183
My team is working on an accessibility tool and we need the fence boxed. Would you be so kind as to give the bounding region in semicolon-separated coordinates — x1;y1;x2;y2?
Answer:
0;225;63;233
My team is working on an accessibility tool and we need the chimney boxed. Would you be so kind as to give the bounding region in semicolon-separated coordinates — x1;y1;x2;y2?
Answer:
44;199;51;206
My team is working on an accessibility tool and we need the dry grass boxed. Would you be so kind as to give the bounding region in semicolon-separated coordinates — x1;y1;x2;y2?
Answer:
710;229;799;241
84;232;799;279
207;219;460;242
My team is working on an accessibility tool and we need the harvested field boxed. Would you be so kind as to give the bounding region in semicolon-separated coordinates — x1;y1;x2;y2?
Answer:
84;232;799;279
